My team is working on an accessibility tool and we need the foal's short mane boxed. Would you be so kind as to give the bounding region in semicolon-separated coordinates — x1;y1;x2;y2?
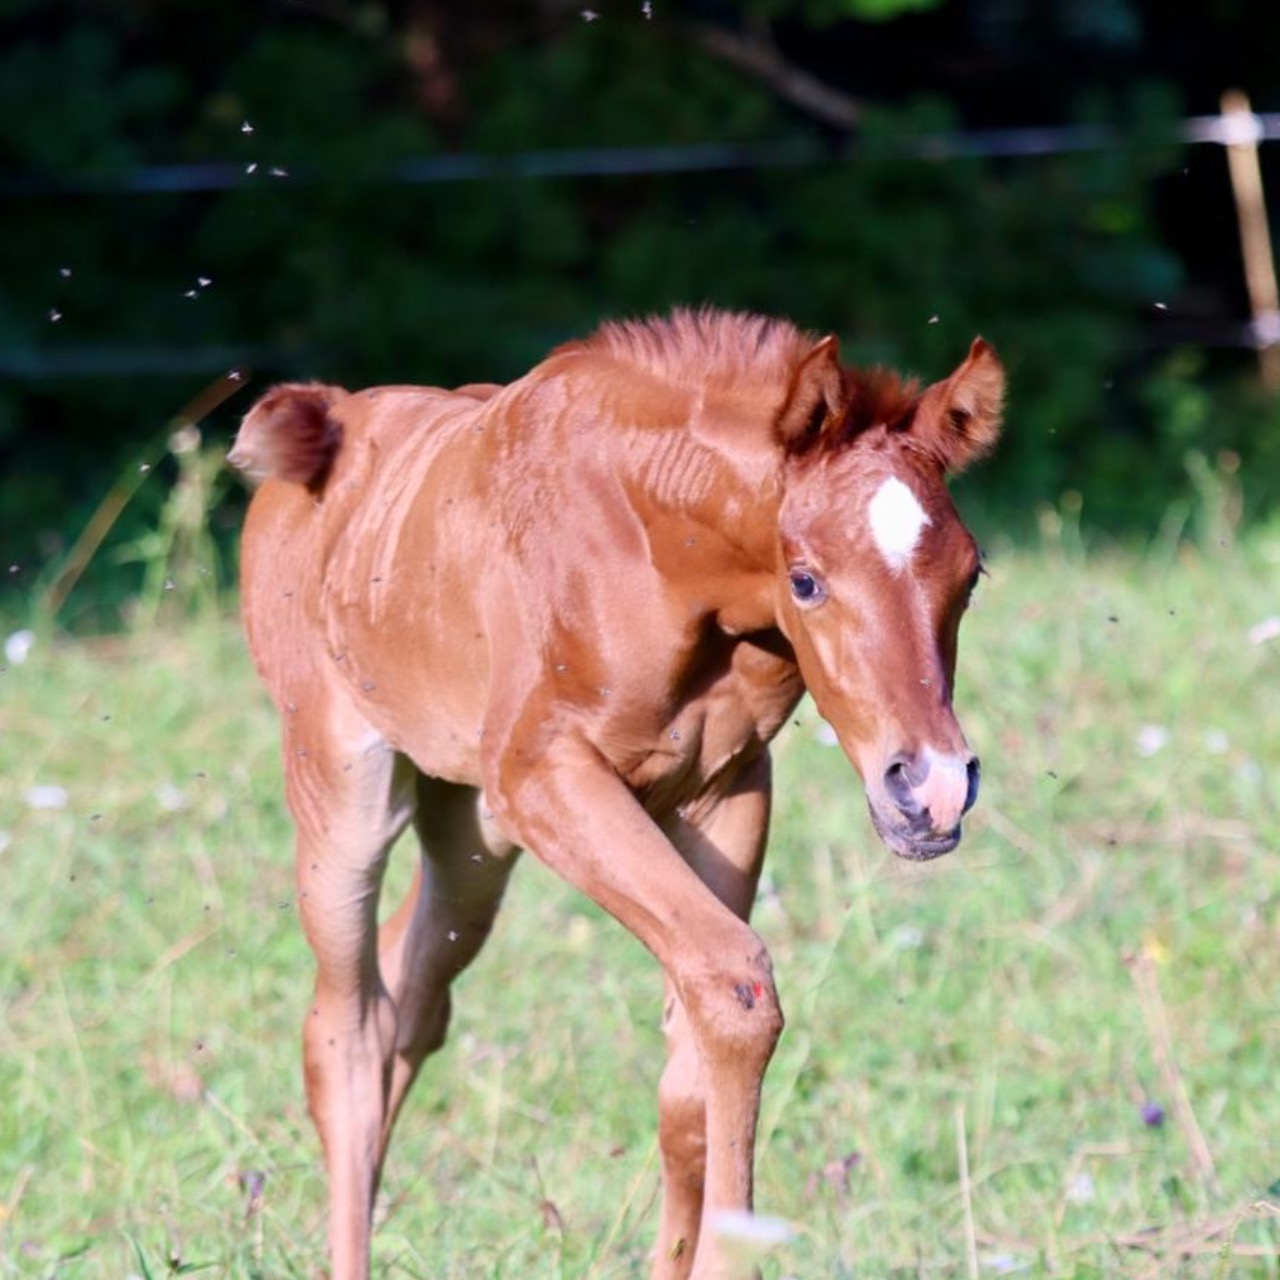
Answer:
562;307;816;392
561;307;919;451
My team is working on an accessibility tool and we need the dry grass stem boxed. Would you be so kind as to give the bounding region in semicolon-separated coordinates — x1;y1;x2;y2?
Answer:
1126;947;1221;1194
955;1105;979;1280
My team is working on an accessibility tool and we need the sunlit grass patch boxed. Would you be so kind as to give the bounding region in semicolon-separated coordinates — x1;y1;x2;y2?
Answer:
1;533;1278;1277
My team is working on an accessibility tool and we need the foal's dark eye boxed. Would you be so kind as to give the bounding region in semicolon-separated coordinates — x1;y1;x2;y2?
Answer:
789;569;826;606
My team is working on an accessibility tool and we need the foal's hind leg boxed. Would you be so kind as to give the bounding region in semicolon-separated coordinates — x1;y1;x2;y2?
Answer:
285;694;416;1280
654;752;773;1280
374;775;519;1156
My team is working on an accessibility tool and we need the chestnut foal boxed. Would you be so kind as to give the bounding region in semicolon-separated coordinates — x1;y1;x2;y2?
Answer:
231;309;1004;1279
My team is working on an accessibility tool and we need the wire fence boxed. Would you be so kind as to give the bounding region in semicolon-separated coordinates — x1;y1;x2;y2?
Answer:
5;111;1280;196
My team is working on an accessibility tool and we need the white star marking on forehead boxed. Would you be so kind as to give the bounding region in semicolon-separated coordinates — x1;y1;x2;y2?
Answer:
868;476;931;572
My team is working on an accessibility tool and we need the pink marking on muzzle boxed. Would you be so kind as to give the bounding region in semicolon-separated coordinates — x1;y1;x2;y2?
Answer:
883;747;979;838
912;748;978;833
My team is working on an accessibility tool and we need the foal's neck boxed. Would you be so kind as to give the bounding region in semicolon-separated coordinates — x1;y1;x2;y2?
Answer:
619;408;784;638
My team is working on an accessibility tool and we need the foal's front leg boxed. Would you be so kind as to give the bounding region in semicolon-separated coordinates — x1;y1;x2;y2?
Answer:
655;752;773;1279
490;740;783;1280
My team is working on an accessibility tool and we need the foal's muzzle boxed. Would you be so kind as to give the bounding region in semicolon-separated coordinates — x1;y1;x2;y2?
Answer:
872;750;980;860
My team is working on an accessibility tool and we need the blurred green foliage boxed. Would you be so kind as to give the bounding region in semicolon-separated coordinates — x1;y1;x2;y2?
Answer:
760;0;945;23
1;1;1277;625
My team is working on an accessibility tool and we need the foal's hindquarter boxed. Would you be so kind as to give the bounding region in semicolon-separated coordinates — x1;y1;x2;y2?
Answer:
240;360;810;1279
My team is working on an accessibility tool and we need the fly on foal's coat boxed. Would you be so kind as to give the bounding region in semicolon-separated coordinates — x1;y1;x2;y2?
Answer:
232;309;1005;1280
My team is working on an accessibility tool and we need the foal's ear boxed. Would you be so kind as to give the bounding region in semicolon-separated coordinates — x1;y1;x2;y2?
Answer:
912;338;1005;474
776;335;848;453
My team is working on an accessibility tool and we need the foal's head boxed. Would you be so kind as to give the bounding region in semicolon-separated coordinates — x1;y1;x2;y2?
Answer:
772;335;1005;859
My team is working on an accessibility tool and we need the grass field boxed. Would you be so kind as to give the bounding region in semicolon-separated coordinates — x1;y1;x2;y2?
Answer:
2;522;1279;1278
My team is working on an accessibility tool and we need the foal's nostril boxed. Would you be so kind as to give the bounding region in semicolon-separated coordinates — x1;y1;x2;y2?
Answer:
883;755;923;818
963;756;981;814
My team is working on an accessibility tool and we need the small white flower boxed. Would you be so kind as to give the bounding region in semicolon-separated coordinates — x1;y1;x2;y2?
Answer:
1247;616;1280;645
1136;725;1168;757
1065;1170;1095;1203
4;629;34;665
156;784;187;812
1204;729;1229;754
26;785;69;810
241;120;254;134
981;1252;1027;1274
889;924;924;950
711;1209;794;1247
566;915;593;949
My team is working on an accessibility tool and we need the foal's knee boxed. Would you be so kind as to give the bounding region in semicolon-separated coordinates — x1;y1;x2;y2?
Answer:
681;936;784;1073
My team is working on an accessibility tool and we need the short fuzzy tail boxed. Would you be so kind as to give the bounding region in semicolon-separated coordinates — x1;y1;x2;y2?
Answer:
228;383;346;490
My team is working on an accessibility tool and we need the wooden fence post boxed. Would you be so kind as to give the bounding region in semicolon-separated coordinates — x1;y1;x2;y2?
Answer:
1221;90;1280;391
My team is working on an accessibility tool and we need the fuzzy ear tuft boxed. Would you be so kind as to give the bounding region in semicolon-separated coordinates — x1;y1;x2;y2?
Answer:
776;335;847;453
911;338;1005;474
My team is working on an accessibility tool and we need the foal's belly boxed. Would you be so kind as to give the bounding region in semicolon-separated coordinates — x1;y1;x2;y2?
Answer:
327;621;490;788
